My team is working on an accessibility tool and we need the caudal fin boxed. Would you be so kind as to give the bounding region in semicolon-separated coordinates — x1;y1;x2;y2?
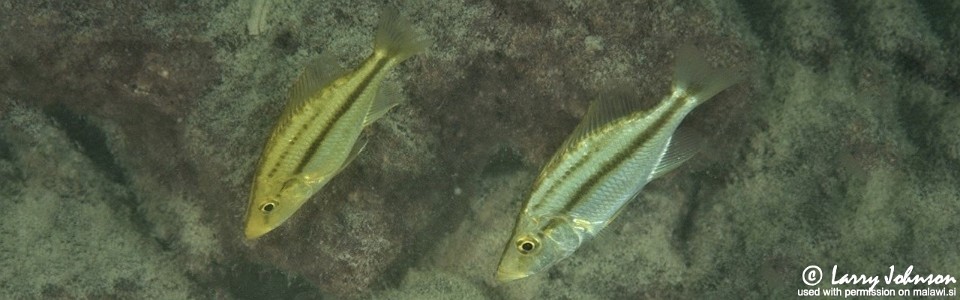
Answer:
672;45;740;105
374;7;432;63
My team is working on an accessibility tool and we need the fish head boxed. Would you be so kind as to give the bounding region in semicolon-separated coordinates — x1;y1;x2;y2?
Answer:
243;194;292;240
243;179;312;240
496;215;580;282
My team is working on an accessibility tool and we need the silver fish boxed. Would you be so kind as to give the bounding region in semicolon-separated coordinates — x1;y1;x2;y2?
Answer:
496;46;739;281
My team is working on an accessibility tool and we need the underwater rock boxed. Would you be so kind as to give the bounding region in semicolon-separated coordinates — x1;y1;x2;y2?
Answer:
0;103;200;298
373;269;487;300
1;1;226;298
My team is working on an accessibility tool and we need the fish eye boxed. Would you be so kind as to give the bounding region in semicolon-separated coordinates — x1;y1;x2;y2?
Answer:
516;238;539;254
260;202;277;213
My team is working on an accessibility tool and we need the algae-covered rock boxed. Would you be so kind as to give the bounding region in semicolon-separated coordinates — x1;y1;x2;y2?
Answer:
0;103;200;298
374;269;487;300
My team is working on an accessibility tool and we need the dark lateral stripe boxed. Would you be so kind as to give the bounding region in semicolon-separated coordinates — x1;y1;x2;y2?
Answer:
291;58;389;174
556;95;688;216
264;116;307;178
540;217;563;237
529;144;593;212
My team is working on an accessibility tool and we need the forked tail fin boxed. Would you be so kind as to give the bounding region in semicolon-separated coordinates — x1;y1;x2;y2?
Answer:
374;7;432;63
673;45;740;105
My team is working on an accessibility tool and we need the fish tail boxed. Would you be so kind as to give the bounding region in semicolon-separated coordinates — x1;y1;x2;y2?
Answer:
374;7;432;63
672;45;740;105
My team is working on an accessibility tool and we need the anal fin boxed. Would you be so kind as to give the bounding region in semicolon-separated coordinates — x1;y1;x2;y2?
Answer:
650;126;703;179
363;82;402;127
338;136;368;173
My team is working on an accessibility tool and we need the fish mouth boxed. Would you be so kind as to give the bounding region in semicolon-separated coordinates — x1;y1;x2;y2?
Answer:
243;223;274;240
495;269;532;282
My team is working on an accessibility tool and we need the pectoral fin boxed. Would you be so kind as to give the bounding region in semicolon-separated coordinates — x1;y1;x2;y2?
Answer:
285;171;331;189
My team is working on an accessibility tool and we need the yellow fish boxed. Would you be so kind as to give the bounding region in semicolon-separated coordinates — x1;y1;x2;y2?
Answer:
244;8;431;240
496;46;739;281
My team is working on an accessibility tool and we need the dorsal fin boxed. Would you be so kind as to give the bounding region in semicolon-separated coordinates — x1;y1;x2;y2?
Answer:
287;54;348;108
560;85;646;151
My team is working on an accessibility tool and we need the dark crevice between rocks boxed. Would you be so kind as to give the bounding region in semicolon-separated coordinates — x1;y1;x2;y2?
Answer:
735;0;777;47
42;104;159;243
480;146;525;178
0;135;11;161
489;0;559;26
210;261;319;300
896;96;960;179
915;0;960;51
0;132;24;199
273;29;301;56
831;1;863;54
369;177;465;291
44;104;128;185
897;97;938;162
894;52;960;99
